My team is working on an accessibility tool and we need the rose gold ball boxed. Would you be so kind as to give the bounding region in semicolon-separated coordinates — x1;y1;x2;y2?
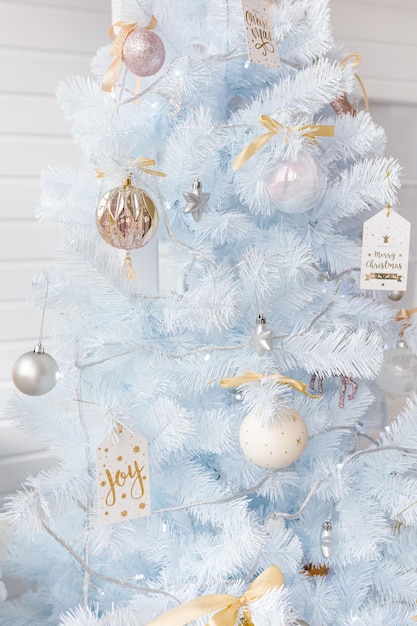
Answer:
96;183;159;251
122;27;165;77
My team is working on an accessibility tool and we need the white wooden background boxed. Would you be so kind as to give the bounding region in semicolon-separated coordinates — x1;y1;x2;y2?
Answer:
0;0;111;507
1;0;417;507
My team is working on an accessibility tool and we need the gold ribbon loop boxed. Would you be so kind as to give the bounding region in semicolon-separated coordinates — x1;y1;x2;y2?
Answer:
102;17;158;93
219;371;321;399
339;53;369;112
95;157;166;179
232;115;334;171
102;21;137;93
128;157;167;177
147;566;284;626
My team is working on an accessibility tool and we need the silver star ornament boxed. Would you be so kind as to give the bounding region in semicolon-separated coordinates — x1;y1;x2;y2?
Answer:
183;179;210;221
250;315;273;357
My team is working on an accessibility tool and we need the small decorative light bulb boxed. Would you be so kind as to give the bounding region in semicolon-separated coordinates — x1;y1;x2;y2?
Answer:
250;315;273;357
320;520;332;559
264;512;286;534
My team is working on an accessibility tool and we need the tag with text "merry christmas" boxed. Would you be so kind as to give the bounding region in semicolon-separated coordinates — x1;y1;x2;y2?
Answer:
241;0;281;70
360;208;411;291
96;427;151;526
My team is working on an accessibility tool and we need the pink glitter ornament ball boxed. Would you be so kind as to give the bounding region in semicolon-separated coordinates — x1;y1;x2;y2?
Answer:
122;27;165;77
265;151;327;214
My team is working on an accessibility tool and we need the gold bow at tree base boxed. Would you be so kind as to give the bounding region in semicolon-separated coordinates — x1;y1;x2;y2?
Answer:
146;565;284;626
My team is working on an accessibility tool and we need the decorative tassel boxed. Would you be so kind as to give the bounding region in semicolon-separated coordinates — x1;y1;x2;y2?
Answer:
123;252;136;280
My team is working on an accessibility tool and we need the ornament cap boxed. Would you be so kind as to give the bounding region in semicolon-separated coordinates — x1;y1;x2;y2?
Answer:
257;314;266;325
34;342;45;354
396;339;408;350
193;178;202;191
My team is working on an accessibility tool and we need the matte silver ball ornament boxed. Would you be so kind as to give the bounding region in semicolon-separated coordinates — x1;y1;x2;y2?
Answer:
12;342;59;396
388;290;405;302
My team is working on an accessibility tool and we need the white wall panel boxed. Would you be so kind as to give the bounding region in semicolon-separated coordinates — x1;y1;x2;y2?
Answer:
0;223;59;261
0;94;71;136
0;0;111;513
0;180;40;220
0;137;80;177
0;3;109;54
0;49;92;95
331;0;417;104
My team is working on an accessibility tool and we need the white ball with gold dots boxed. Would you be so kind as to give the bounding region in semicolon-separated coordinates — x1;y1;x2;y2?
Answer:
239;406;308;468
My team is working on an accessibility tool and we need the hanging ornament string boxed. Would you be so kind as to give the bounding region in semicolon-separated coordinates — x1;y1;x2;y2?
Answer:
232;115;334;171
218;371;321;399
146;565;284;626
37;272;49;350
102;17;158;93
339;53;369;112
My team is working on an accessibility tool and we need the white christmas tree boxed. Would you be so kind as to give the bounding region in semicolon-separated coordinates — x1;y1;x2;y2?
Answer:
2;1;417;625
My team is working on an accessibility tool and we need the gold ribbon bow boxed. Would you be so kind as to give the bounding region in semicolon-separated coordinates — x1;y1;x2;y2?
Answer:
219;371;320;399
102;17;158;93
232;115;334;171
95;157;166;179
147;565;284;626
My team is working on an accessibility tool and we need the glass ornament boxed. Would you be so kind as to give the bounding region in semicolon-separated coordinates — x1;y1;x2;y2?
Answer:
265;150;327;214
239;407;308;468
122;27;165;77
12;342;59;396
375;340;417;396
96;179;159;253
320;520;332;558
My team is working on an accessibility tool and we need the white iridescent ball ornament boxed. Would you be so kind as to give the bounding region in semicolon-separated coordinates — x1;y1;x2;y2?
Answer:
376;340;417;396
12;342;59;396
239;407;308;468
265;150;327;214
122;26;165;77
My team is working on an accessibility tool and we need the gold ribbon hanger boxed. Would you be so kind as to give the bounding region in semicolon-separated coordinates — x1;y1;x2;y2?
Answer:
146;565;284;626
339;53;369;112
232;115;334;171
219;371;321;399
95;157;167;179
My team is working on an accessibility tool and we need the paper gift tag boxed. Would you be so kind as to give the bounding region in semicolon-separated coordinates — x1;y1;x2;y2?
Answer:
96;428;151;526
360;209;411;291
241;0;281;69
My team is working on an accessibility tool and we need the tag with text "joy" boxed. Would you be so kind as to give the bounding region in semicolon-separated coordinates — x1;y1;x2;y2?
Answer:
96;428;151;526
